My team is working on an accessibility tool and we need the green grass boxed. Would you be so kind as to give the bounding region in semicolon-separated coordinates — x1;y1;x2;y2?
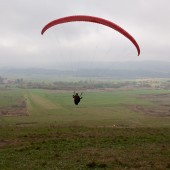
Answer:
1;126;170;170
1;88;169;127
0;88;170;169
0;89;23;107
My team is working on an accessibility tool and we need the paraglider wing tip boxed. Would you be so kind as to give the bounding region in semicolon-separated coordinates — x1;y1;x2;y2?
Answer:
41;27;47;35
41;30;44;35
138;48;140;56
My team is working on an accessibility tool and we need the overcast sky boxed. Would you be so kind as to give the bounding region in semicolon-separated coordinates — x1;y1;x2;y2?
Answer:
0;0;170;69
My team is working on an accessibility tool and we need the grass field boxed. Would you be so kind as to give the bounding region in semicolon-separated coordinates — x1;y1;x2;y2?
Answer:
0;88;170;169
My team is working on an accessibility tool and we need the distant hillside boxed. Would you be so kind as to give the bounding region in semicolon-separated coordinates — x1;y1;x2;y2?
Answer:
1;61;170;80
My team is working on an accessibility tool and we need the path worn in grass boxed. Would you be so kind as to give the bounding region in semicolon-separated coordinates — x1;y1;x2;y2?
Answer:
29;93;60;110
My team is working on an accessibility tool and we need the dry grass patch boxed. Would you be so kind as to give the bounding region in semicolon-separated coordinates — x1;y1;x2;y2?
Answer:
29;93;60;109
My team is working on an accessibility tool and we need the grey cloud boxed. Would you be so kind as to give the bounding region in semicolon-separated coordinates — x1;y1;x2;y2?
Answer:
0;0;170;68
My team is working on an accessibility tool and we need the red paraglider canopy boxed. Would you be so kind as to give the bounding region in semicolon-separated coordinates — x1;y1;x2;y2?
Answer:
41;15;140;56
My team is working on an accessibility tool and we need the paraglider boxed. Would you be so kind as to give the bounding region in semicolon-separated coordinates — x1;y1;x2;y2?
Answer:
41;15;141;105
73;92;83;105
41;15;140;56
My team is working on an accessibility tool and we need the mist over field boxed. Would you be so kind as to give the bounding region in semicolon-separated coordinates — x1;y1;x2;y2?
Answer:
1;61;170;80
